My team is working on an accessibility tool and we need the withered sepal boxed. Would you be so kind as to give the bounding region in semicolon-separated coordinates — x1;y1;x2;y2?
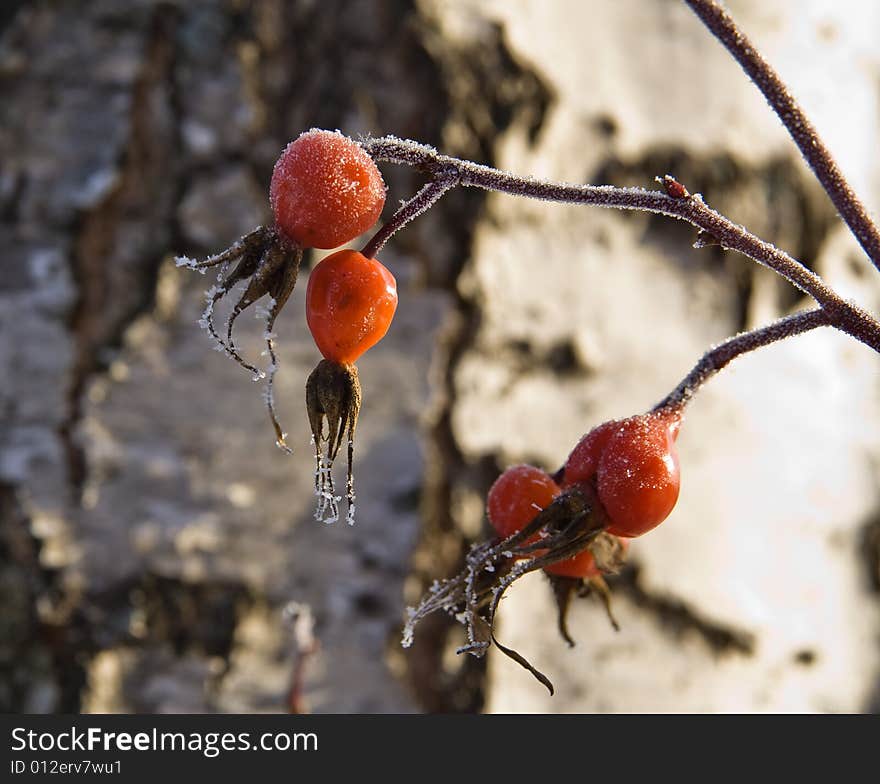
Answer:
306;360;361;524
547;531;628;643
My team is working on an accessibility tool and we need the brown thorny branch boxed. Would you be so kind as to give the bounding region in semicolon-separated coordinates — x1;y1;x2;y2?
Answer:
370;4;880;692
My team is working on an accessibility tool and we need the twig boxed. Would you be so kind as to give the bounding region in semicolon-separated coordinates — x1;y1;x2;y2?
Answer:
362;136;880;353
684;0;880;270
361;174;459;259
655;307;832;411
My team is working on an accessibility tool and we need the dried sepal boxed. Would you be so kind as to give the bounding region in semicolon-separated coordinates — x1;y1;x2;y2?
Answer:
548;531;628;645
588;530;629;574
306;359;361;525
582;575;620;632
177;227;303;451
403;485;608;694
550;574;579;647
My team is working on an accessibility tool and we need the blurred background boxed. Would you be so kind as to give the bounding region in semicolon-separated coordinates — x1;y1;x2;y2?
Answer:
1;0;879;713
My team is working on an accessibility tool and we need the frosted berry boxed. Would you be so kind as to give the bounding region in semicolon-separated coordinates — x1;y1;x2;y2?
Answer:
598;412;681;538
270;129;386;249
562;419;622;487
487;464;560;541
306;249;398;365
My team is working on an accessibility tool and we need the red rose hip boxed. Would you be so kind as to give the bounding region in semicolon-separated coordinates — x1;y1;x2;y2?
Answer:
562;419;622;487
270;129;386;249
306;249;398;365
597;412;681;538
487;464;560;541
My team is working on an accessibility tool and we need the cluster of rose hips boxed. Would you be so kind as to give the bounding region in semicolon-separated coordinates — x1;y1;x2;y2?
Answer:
402;407;682;691
178;129;396;524
179;128;685;689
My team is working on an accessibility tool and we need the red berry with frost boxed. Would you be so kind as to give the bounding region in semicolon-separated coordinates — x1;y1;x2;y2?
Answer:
487;464;560;541
562;419;622;487
306;249;398;365
270;129;386;249
597;412;681;538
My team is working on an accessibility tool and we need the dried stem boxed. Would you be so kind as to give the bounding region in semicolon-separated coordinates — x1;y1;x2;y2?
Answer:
684;0;880;271
655;307;832;411
362;136;880;354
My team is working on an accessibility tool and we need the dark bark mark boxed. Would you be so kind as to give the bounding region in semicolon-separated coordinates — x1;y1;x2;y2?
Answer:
594;148;839;330
62;3;181;493
615;565;755;656
401;14;554;713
